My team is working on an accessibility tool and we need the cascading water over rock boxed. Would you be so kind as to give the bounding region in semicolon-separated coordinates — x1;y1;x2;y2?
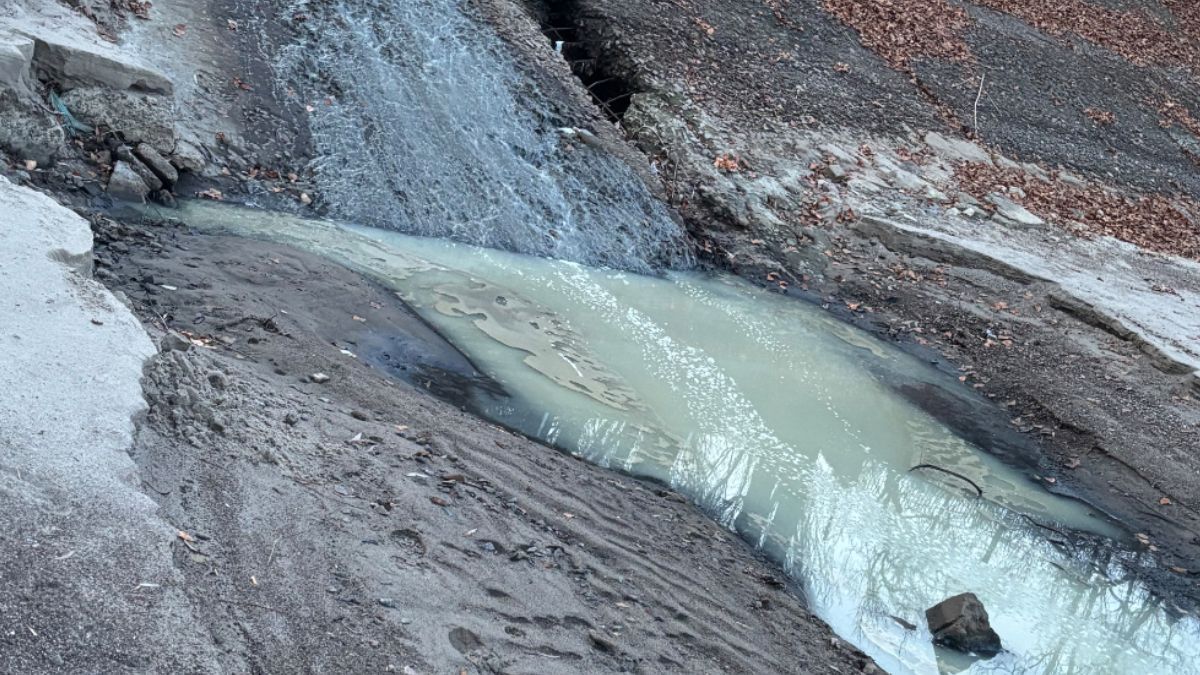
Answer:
271;0;689;273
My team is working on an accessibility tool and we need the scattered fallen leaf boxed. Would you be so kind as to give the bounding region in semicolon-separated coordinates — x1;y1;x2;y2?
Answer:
713;153;740;172
430;496;450;507
172;23;187;37
226;18;239;30
352;315;366;322
1084;107;1115;126
177;530;195;542
197;188;223;201
1160;497;1172;506
1171;566;1189;575
233;77;253;91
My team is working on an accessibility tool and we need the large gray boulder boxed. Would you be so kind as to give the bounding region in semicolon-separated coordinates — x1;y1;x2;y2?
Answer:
133;142;178;185
107;160;151;202
31;34;172;94
926;592;1003;656
59;87;177;154
0;31;34;92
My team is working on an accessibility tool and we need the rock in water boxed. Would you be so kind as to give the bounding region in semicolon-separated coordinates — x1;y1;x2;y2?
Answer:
925;592;1002;656
108;161;150;203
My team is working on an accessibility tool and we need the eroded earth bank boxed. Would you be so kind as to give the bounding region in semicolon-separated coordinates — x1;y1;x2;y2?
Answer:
1;0;1199;672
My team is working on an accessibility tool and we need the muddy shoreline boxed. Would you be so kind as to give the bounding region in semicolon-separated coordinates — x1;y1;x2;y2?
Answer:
89;214;874;673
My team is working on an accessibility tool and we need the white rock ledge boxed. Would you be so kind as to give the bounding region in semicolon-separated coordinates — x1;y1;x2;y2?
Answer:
0;177;208;668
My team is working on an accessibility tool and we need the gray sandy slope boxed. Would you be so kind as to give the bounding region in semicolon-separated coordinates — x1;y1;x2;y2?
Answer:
0;177;222;672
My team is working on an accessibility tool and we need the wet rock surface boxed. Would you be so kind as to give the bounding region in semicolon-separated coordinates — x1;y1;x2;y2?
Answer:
926;592;1003;656
107;160;150;202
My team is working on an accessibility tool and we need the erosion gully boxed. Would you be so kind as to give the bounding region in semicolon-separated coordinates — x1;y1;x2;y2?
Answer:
171;0;1199;671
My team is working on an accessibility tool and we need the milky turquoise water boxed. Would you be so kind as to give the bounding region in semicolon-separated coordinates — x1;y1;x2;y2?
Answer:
163;201;1200;674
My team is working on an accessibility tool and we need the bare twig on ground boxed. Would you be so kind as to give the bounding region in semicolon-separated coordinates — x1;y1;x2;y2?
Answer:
973;72;985;133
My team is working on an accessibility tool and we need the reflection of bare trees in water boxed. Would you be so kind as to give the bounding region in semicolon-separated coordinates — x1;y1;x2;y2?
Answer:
729;457;1199;672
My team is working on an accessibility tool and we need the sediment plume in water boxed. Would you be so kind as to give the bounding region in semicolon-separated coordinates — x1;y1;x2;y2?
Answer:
164;201;1200;675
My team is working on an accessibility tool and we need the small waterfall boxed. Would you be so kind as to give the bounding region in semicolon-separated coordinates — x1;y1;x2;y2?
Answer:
272;0;690;273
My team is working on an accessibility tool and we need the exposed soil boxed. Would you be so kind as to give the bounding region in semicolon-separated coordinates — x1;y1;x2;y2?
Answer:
953;163;1200;260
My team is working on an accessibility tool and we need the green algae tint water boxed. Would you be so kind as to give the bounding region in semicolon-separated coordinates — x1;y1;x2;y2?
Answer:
165;201;1200;675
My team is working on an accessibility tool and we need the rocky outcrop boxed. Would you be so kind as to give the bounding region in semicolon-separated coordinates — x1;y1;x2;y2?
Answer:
30;34;172;94
0;88;66;166
0;19;179;168
107;160;151;202
926;593;1003;656
0;31;65;165
59;87;177;154
0;31;34;91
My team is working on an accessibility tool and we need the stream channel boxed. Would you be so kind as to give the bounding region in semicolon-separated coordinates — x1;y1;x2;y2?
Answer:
152;200;1200;675
184;0;1200;670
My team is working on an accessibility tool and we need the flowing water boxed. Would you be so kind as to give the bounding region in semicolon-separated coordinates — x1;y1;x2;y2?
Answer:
264;0;689;273
159;201;1200;675
206;0;1200;670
